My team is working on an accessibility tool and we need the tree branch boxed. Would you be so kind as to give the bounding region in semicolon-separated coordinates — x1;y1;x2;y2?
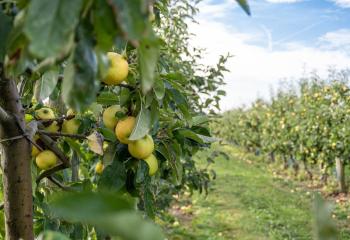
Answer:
38;130;87;140
37;130;70;167
36;163;67;184
39;115;75;125
119;83;135;90
47;176;73;191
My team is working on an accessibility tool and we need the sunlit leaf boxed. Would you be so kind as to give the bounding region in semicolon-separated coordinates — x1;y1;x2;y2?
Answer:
34;68;59;101
62;24;99;111
37;230;70;240
138;35;160;94
87;131;104;156
129;107;151;141
24;0;83;58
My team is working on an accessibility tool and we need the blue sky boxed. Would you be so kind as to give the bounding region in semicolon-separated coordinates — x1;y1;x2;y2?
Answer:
189;0;350;110
230;0;350;49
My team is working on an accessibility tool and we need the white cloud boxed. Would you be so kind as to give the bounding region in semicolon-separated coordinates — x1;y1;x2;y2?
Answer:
331;0;350;8
319;29;350;50
189;2;350;111
197;0;237;17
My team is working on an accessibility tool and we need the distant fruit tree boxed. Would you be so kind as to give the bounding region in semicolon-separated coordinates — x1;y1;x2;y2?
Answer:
0;0;249;239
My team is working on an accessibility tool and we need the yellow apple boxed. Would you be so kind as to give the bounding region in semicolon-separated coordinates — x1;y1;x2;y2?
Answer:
102;52;129;85
31;145;40;157
45;121;59;133
62;119;80;134
25;114;34;123
66;108;76;117
103;105;124;130
143;154;158;176
95;161;104;174
35;107;55;120
128;135;154;159
35;150;58;170
115;116;136;144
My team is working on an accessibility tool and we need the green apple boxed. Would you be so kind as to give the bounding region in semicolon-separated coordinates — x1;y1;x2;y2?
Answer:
143;154;158;176
128;135;154;159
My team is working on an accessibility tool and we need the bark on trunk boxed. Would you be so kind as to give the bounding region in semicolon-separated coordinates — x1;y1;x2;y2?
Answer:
269;151;275;163
282;155;288;170
290;155;299;176
302;158;313;180
0;67;34;240
335;158;346;193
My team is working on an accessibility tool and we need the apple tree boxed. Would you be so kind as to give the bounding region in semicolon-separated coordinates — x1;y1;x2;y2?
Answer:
0;0;250;239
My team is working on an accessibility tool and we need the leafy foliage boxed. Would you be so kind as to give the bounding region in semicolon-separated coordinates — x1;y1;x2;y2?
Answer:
0;0;250;238
214;70;350;193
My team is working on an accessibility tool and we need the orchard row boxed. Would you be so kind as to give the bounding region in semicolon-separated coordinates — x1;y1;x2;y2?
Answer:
214;70;350;193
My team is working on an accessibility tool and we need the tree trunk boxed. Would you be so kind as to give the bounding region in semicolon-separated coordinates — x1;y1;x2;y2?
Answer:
290;154;299;176
282;155;288;170
302;158;313;180
269;151;275;163
0;67;34;240
335;158;346;193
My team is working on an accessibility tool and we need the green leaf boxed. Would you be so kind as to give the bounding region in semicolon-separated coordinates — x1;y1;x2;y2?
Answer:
192;115;209;126
138;36;160;94
96;91;118;105
99;155;126;191
110;0;149;43
157;143;182;185
37;230;70;240
136;160;148;183
153;77;165;100
169;88;192;122
102;143;118;166
24;0;83;59
49;191;132;220
0;11;12;62
62;24;99;111
120;88;131;106
34;68;59;101
100;127;117;142
49;191;164;240
129;107;151;141
235;0;251;16
93;0;118;51
175;129;216;144
142;176;155;219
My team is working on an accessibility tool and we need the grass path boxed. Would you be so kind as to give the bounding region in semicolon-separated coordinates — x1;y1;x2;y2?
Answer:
163;145;350;240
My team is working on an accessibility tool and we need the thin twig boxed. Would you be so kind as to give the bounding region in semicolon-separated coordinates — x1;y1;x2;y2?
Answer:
47;176;73;191
36;163;67;184
0;135;24;143
119;83;135;90
37;133;70;167
38;130;87;140
39;115;75;124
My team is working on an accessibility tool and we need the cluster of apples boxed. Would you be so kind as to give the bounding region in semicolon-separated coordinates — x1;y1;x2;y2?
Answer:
29;52;158;177
100;52;158;176
29;107;80;170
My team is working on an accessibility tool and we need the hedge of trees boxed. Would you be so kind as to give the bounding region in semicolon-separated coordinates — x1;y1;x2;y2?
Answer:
214;70;350;193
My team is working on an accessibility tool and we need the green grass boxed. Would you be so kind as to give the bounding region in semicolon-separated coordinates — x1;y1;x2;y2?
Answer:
162;144;350;240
